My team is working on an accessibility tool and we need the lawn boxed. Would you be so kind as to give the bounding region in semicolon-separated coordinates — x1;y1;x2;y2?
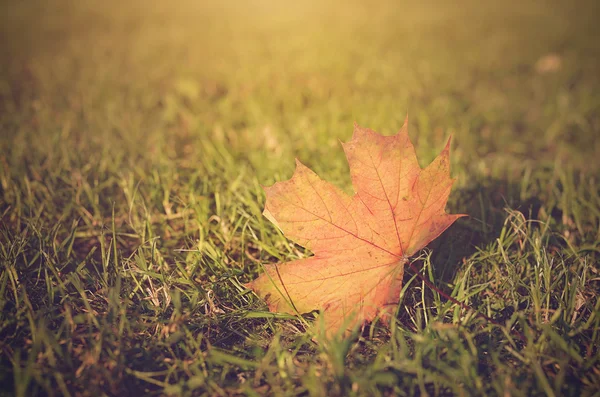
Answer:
1;0;599;395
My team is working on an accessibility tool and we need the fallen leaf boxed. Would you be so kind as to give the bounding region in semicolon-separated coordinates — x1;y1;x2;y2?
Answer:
247;118;465;336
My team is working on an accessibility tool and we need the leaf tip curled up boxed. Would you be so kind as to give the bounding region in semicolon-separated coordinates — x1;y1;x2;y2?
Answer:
401;113;409;130
252;119;465;337
292;158;312;177
444;135;452;152
351;122;366;140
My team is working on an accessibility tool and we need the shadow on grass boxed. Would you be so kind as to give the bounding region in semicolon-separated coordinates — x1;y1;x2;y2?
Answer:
412;176;547;286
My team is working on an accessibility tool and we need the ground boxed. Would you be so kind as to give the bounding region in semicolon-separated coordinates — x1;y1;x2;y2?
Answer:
0;0;599;395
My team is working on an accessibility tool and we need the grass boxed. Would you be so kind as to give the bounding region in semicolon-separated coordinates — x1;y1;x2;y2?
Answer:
1;0;599;395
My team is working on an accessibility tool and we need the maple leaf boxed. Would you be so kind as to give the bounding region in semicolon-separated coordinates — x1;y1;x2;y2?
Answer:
247;118;465;336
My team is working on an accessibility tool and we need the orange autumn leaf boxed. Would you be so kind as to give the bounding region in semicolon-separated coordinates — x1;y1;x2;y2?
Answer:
247;118;465;336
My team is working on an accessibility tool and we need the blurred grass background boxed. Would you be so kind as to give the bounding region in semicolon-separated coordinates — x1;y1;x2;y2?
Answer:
0;0;599;395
